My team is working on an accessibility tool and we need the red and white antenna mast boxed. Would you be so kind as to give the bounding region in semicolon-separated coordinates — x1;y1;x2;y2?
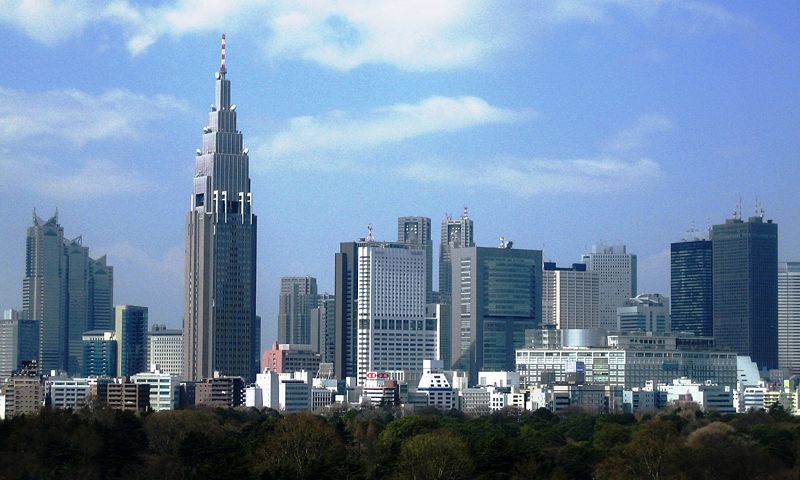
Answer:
220;33;227;75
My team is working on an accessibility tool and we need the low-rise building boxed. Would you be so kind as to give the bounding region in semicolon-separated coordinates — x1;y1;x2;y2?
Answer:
195;374;245;408
417;360;457;411
132;366;179;411
48;377;91;409
106;380;150;412
657;378;735;413
262;342;321;374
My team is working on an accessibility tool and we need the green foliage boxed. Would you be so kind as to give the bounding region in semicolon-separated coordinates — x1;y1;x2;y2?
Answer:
1;406;800;479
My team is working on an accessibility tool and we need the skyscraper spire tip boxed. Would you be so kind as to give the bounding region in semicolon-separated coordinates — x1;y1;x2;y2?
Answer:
220;33;227;75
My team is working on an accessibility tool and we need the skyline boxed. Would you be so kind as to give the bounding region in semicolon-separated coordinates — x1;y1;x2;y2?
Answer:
1;2;799;351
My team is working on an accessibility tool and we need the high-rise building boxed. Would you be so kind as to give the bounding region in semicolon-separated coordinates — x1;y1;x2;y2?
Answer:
670;239;713;337
616;293;670;333
398;216;433;303
0;318;39;377
581;244;637;332
277;277;318;345
115;305;148;377
451;246;542;382
779;262;800;375
148;324;183;377
81;330;117;377
22;212;112;375
712;215;778;369
355;240;433;386
439;208;474;301
310;293;335;362
334;241;360;379
184;35;259;381
542;262;599;330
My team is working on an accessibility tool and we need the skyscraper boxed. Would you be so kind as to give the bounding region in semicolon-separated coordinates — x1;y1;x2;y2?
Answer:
115;305;148;377
334;241;359;379
439;208;474;300
712;215;778;369
581;244;637;332
310;293;335;362
542;262;599;330
148;324;183;377
398;216;433;303
22;212;113;375
0;318;39;377
277;277;318;345
778;262;800;375
670;239;713;337
450;246;542;381
184;35;259;381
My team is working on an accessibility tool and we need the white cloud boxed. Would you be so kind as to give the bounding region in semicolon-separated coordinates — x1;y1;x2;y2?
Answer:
397;157;661;197
0;87;188;147
603;113;673;153
260;95;530;162
0;155;156;199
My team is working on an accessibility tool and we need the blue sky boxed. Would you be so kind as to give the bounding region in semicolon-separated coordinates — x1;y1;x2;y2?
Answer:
1;1;798;350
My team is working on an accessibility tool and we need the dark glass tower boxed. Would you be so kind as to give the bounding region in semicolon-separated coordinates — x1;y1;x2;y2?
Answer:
184;35;259;381
398;216;433;303
670;239;713;337
712;215;778;369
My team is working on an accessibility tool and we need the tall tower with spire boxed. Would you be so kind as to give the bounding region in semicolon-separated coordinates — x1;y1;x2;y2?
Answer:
184;34;259;381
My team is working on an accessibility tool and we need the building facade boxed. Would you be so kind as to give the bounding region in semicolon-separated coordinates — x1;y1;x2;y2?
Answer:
712;215;778;369
277;276;318;345
148;324;183;376
451;246;543;382
334;241;360;379
132;367;179;411
310;293;335;362
184;35;259;381
81;330;117;377
0;318;39;378
262;342;321;374
398;216;433;303
581;244;637;332
616;293;670;333
779;262;800;375
115;305;148;377
439;208;474;301
670;239;713;337
542;262;599;330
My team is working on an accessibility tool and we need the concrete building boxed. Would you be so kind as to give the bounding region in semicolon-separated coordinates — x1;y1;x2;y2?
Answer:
616;293;670;333
712;214;778;369
115;305;148;377
516;330;738;390
356;240;433;386
0;318;39;377
542;262;599;330
48;377;91;410
184;35;260;382
451;246;542;382
670;239;713;337
22;212;113;375
254;370;312;411
416;360;458;411
310;293;335;362
262;342;321;374
81;330;117;377
277;276;318;345
779;262;800;375
439;208;474;302
132;366;179;411
398;216;434;303
0;361;44;418
195;374;245;407
361;375;401;407
657;378;735;413
581;244;637;332
528;384;623;414
148;324;183;377
106;380;150;412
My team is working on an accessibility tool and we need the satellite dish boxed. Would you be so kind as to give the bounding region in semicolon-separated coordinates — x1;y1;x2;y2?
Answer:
211;104;216;111
196;149;201;155
242;148;249;155
203;126;211;133
215;72;220;80
230;104;237;111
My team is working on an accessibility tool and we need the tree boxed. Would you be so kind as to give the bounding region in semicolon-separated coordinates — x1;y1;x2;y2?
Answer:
595;420;682;480
392;430;474;480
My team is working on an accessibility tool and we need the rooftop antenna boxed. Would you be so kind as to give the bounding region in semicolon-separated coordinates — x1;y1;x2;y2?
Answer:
756;197;765;218
366;223;375;242
499;236;506;248
462;206;469;220
219;33;227;75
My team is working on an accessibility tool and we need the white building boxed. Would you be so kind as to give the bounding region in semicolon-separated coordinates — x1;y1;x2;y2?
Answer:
132;366;179;411
581;244;637;331
254;370;312;411
245;385;262;408
48;378;91;409
478;371;520;388
779;262;800;375
657;378;734;413
356;241;435;386
542;263;599;330
147;325;183;377
416;360;457;410
616;293;670;333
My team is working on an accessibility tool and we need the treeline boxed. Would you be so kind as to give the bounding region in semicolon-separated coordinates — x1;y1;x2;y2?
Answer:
1;405;799;479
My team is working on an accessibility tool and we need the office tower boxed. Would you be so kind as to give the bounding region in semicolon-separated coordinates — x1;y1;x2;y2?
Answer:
439;208;474;300
617;293;670;333
115;305;148;376
581;244;637;331
670;239;713;337
0;318;39;377
277;277;318;345
310;293;335;362
148;324;183;377
81;330;117;377
779;262;800;375
356;240;433;385
542;262;599;329
398;216;433;302
712;214;778;369
184;35;259;381
22;212;113;375
334;241;359;379
451;246;542;381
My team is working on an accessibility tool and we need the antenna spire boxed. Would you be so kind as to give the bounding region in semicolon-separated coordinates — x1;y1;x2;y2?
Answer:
220;33;227;75
366;223;375;242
